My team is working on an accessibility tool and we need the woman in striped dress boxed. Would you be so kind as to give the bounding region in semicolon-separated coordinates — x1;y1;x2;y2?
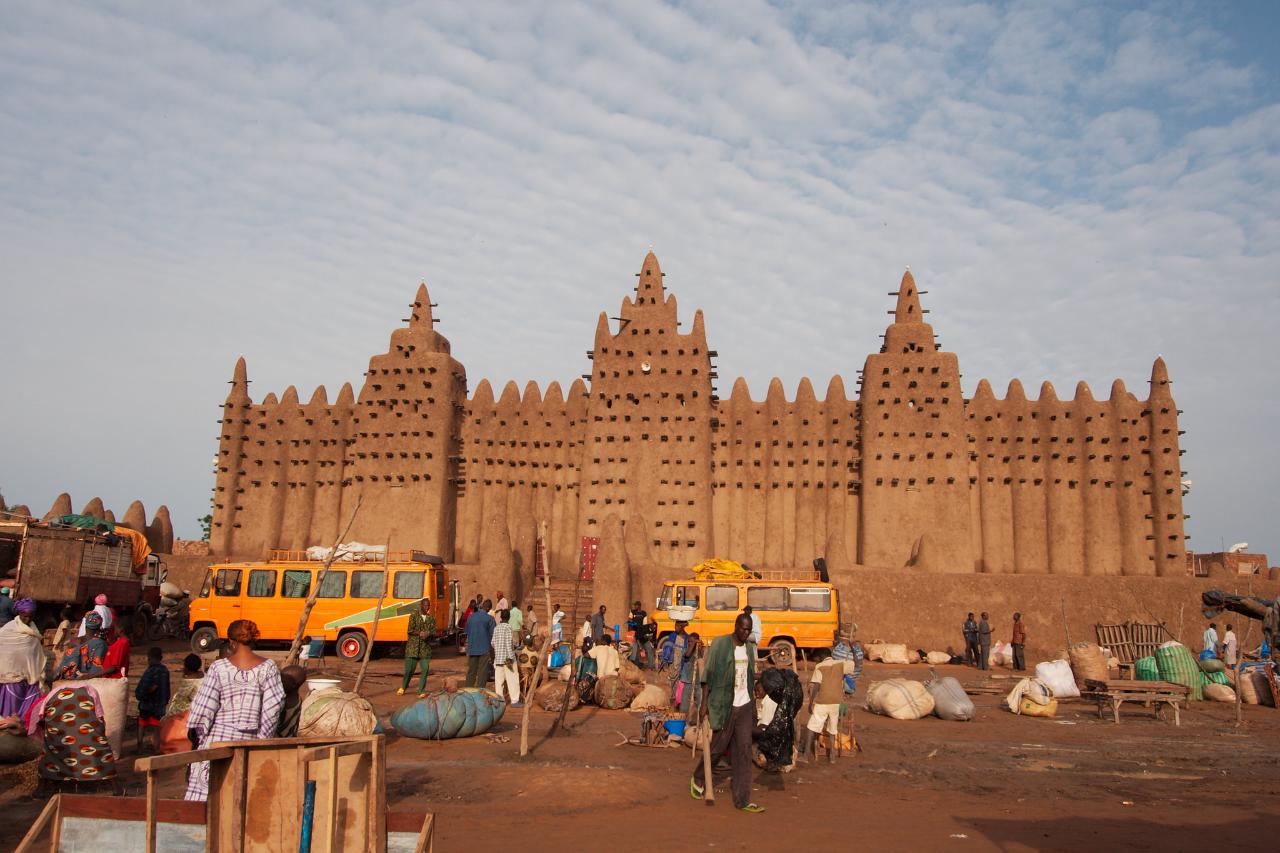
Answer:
183;619;285;801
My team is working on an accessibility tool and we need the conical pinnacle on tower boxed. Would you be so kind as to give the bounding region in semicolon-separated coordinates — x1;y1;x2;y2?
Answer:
635;251;666;306
228;356;250;402
893;270;924;323
1150;356;1172;400
410;283;434;327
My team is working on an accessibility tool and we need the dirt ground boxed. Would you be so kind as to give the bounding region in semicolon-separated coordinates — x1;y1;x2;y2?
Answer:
5;644;1280;852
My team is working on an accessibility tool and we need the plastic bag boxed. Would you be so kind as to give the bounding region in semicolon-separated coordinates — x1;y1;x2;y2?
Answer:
925;672;974;721
1034;660;1080;699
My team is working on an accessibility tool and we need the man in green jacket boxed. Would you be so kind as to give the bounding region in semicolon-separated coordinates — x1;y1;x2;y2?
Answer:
690;612;764;813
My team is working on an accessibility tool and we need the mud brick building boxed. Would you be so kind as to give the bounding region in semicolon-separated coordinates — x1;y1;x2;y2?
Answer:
209;252;1188;597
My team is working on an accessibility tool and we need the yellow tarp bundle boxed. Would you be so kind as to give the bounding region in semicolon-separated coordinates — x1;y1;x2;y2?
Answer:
691;558;751;581
112;525;153;571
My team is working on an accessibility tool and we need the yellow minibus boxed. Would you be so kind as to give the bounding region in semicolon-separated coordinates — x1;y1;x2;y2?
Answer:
188;550;449;661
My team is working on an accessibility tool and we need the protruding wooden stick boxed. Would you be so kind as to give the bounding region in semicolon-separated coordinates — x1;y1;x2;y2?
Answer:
354;534;392;695
285;499;361;668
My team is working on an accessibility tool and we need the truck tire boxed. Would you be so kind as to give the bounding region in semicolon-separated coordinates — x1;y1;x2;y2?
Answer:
768;639;796;668
337;631;368;662
190;626;220;654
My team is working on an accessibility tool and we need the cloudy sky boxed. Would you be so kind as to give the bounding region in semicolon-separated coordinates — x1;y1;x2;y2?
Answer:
2;1;1277;562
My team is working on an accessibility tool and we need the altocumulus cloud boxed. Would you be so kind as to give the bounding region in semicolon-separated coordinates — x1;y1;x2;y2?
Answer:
0;0;1276;559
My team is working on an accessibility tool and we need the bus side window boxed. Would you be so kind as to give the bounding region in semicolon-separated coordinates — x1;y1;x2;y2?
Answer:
705;585;737;611
789;588;831;611
747;586;787;610
282;570;312;599
394;571;425;600
676;586;700;609
215;569;243;597
434;569;446;599
318;570;347;598
246;569;276;597
350;571;384;598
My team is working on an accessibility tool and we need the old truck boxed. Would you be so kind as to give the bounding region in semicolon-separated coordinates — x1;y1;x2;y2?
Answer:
0;517;165;633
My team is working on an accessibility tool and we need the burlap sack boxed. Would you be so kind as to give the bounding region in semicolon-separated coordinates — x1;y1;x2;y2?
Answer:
299;690;378;737
1203;683;1235;703
534;682;580;712
619;659;645;686
1068;643;1109;688
628;684;670;711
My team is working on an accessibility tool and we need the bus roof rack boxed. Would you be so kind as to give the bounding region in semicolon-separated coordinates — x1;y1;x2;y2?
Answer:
265;549;444;565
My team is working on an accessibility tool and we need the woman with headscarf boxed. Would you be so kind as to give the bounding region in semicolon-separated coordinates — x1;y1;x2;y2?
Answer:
28;679;122;795
0;598;45;718
69;611;109;679
183;619;285;801
753;667;804;772
77;593;114;637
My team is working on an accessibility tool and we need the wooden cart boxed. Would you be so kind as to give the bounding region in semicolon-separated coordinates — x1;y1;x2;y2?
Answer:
1082;679;1190;726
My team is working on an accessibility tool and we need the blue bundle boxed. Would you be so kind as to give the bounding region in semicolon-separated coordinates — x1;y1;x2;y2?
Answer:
390;688;508;740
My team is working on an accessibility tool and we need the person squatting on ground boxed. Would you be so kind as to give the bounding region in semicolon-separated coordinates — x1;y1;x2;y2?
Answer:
1011;612;1027;672
400;598;436;697
690;613;764;814
184;619;285;801
465;599;496;688
491;608;522;707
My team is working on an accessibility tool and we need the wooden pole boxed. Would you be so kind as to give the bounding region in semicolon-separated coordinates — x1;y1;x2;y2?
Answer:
551;556;588;736
697;658;714;805
520;521;555;757
284;499;361;668
1060;598;1072;648
1235;621;1253;728
354;535;392;696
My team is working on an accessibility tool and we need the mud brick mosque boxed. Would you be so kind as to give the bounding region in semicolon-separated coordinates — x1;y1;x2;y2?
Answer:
210;252;1187;596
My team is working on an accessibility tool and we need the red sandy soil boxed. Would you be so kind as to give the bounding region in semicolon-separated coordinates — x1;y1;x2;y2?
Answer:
5;645;1279;852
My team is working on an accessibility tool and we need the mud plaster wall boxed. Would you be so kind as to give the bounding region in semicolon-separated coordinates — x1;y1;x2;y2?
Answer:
828;568;1280;660
210;252;1187;586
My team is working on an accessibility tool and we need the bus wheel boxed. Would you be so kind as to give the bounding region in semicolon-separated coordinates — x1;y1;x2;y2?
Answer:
337;631;368;662
768;639;796;668
190;626;219;654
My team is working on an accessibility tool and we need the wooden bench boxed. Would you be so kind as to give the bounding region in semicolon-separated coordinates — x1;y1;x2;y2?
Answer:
1082;679;1190;726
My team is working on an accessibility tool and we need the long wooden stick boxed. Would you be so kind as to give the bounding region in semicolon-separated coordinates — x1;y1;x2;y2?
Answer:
697;658;714;805
354;534;392;695
520;521;555;757
285;499;361;668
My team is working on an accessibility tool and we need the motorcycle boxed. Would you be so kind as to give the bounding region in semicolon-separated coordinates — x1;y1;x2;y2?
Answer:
146;590;192;641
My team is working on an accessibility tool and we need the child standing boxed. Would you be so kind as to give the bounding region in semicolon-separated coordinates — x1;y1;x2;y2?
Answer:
135;646;171;753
